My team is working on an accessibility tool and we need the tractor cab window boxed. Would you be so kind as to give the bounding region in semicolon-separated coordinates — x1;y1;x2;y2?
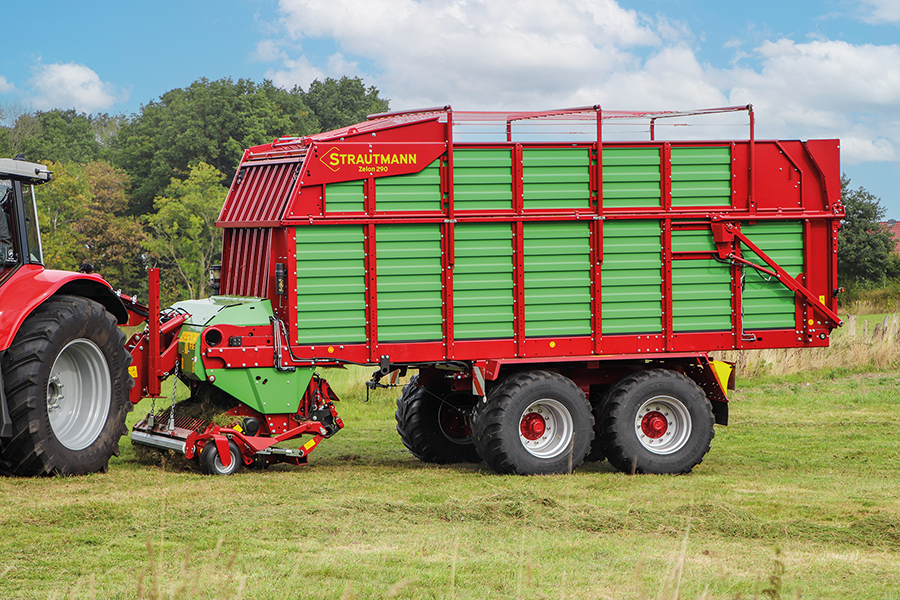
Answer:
21;183;43;264
0;180;15;259
0;179;18;283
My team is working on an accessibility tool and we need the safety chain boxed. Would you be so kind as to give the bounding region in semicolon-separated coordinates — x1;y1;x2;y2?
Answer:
166;362;179;431
148;394;157;429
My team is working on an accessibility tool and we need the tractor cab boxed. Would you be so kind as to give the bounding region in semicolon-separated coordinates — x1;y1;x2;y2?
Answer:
0;157;50;285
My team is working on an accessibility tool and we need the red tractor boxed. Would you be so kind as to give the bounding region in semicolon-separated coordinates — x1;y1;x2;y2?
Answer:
0;157;137;476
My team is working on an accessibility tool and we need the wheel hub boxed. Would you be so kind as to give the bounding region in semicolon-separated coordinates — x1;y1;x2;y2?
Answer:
641;411;668;438
517;399;574;459
47;376;64;413
520;412;547;440
437;394;474;444
634;395;692;455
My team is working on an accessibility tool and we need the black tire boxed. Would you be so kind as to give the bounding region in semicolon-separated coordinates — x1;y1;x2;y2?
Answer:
395;376;481;464
585;387;609;462
1;296;133;476
470;371;593;475
601;369;714;475
199;439;242;475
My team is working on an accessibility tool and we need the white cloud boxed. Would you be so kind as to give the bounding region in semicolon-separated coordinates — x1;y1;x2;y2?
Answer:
266;55;326;90
858;0;900;23
28;62;127;113
274;0;660;107
721;39;900;163
264;0;900;167
251;39;287;63
597;45;729;108
0;76;16;94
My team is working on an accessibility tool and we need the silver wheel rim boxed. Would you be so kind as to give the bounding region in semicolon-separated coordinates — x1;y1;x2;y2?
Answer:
47;339;111;451
518;399;574;459
634;395;691;455
213;445;239;474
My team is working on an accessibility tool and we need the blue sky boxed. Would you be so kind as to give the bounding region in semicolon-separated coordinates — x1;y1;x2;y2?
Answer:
2;0;898;216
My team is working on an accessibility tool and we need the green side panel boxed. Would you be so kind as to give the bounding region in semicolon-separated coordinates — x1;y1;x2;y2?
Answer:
523;222;591;337
522;148;591;210
453;149;513;211
671;248;732;332
207;366;315;415
602;147;661;208
670;226;717;253
376;160;442;211
601;220;662;334
326;179;365;213
295;225;367;344
742;221;803;330
671;146;732;207
454;223;514;340
377;224;443;342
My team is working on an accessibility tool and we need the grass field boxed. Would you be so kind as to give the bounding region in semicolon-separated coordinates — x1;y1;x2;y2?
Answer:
2;322;900;599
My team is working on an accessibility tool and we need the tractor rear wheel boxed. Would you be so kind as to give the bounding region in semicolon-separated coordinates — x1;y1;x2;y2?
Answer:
1;296;133;476
470;371;593;475
395;376;481;464
601;369;714;474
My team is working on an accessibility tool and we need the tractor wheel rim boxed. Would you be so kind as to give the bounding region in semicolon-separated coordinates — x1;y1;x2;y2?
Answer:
518;399;574;459
634;395;691;455
47;339;111;451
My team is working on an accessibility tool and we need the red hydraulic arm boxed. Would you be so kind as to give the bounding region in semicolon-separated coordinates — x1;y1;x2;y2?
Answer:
711;221;842;329
125;268;186;404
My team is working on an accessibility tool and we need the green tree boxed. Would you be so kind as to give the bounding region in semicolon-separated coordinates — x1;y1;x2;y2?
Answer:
838;174;896;286
298;76;390;133
36;160;146;292
18;110;105;164
0;103;41;160
114;77;319;215
37;161;91;272
76;161;146;292
144;162;228;302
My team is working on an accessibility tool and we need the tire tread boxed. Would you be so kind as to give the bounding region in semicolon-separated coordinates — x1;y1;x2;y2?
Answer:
471;370;593;475
1;296;132;476
601;369;714;475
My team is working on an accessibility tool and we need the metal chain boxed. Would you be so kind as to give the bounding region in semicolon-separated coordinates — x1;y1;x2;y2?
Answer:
147;394;157;428
166;362;179;431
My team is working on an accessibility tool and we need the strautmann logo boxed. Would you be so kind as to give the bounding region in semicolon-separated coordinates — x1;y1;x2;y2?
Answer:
320;147;418;173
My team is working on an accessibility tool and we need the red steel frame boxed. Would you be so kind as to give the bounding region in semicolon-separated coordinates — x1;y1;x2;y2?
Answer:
215;105;843;375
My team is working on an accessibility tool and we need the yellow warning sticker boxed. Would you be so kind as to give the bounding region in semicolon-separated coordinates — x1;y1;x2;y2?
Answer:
128;366;138;378
302;438;317;451
179;330;200;351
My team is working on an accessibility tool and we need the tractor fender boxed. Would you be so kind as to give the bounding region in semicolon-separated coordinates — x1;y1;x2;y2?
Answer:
0;265;128;352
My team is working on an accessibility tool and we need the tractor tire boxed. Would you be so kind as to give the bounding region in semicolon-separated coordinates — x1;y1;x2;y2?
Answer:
1;296;133;476
470;371;593;475
199;440;242;475
395;376;481;464
601;369;714;475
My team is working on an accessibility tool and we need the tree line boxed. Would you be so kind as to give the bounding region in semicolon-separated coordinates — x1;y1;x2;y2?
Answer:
0;76;389;304
838;175;899;291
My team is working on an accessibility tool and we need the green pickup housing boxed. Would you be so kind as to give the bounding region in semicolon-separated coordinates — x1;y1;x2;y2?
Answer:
174;297;314;415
